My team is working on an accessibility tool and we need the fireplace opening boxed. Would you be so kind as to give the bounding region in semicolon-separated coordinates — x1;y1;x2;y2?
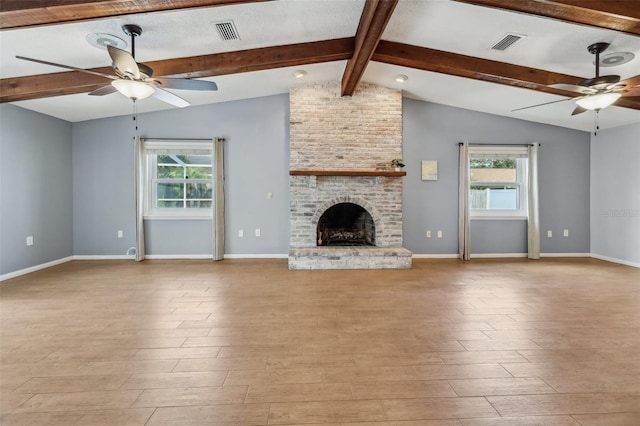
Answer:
317;202;375;246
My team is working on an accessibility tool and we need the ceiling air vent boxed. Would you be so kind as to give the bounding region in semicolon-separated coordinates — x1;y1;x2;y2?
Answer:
214;20;240;41
491;33;526;51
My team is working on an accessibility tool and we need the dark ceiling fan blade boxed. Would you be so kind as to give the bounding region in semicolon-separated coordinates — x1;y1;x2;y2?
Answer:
548;83;596;94
152;77;218;91
571;105;587;116
511;98;570;112
107;45;140;79
151;88;189;108
16;55;116;80
88;85;118;96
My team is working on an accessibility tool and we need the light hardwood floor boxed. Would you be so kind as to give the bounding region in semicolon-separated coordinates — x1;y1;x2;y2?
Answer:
1;258;639;425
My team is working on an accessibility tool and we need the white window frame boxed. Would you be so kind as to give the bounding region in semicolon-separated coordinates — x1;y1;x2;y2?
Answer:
469;146;528;220
143;141;213;220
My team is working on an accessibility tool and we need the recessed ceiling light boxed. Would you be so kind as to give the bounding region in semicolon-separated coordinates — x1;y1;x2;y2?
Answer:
395;74;408;83
86;33;127;50
597;52;635;67
294;70;307;79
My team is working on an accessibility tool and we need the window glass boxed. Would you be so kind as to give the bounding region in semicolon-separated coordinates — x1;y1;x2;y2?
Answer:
469;156;527;218
145;148;213;218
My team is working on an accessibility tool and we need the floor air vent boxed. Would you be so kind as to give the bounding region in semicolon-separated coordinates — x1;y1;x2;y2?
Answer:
491;33;525;51
215;21;240;41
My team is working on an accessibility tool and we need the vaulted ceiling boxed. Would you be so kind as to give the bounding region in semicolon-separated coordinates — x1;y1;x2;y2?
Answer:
1;0;639;130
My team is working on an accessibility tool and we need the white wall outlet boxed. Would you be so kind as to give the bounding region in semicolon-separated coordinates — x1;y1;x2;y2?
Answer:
267;192;273;199
437;230;443;239
563;229;569;237
238;229;244;238
426;230;431;238
547;230;553;238
117;230;124;238
255;228;261;237
26;236;34;246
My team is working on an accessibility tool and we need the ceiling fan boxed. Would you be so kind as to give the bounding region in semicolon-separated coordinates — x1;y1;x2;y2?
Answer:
513;42;639;116
16;24;218;108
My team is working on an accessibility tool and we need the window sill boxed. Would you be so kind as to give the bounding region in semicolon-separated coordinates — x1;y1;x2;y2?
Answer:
471;215;528;221
144;216;212;221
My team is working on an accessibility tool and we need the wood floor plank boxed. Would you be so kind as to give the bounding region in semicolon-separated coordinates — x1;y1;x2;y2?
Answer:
147;403;271;425
268;400;387;424
120;371;228;389
131;385;248;407
245;382;353;403
382;397;498;420
487;393;640;417
460;416;581;425
12;390;143;413
448;377;556;396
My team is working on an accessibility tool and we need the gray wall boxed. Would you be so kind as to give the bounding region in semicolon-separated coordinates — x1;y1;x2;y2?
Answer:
72;94;290;257
590;122;640;265
0;104;73;275
402;99;591;255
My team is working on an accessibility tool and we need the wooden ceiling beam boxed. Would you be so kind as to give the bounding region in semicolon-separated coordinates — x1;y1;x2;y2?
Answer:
0;37;353;103
341;0;398;96
0;0;269;30
452;0;640;36
372;40;640;111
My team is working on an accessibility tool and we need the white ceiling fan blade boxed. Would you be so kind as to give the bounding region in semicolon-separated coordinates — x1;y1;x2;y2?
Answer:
549;83;596;94
152;77;218;91
16;56;116;80
151;88;189;108
571;105;587;116
89;85;118;96
107;45;140;80
511;98;570;112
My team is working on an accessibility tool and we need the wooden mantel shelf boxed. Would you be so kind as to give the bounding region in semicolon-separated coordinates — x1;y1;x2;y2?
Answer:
290;169;406;177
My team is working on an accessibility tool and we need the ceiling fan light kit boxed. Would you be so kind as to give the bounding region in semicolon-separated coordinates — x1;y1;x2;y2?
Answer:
111;79;155;100
575;92;622;111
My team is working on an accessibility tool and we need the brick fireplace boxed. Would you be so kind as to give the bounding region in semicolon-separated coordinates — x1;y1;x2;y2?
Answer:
288;82;412;269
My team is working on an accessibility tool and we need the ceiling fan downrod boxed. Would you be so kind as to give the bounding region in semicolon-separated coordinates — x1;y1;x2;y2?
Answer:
122;24;142;60
582;42;619;88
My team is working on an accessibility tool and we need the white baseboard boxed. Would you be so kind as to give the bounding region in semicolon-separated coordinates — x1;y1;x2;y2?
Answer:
412;254;459;259
471;253;528;258
73;255;134;260
0;256;73;282
541;253;591;258
145;254;212;260
224;254;288;259
591;253;640;268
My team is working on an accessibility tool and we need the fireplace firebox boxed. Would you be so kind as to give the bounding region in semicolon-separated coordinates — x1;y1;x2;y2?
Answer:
316;202;375;246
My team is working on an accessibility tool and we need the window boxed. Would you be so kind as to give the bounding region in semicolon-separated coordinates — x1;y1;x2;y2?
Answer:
469;146;528;219
144;141;213;218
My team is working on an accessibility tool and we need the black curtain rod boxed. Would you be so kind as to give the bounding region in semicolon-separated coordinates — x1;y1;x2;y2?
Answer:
458;142;540;146
140;137;219;142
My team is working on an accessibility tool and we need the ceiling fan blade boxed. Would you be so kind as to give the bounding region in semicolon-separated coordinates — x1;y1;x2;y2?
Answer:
88;85;118;96
619;74;640;88
571;105;587;116
107;45;140;79
152;77;218;91
151;88;189;108
511;98;570;112
549;83;596;94
16;55;116;80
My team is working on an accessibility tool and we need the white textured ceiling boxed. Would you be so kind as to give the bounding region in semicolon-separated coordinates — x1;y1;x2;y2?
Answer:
2;0;639;131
